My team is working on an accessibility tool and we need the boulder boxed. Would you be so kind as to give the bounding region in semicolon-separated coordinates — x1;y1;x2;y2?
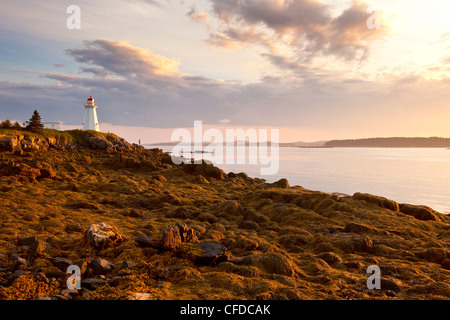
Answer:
162;225;182;250
3;270;30;286
17;236;39;248
91;257;115;275
182;161;227;180
0;136;22;153
45;269;65;279
134;234;154;247
50;257;74;271
353;192;399;212
399;203;442;222
161;223;198;250
192;242;230;266
175;222;198;243
85;222;125;249
74;259;89;276
86;136;115;150
29;239;51;258
271;178;290;188
81;278;107;290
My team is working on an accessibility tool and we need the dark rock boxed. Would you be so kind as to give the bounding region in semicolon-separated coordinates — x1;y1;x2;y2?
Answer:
29;240;51;258
50;257;73;271
109;276;123;287
74;259;89;276
193;242;230;266
45;269;65;279
399;203;442;222
17;236;38;248
91;257;115;275
120;261;135;270
81;278;107;290
380;278;403;291
4;270;30;286
134;234;153;247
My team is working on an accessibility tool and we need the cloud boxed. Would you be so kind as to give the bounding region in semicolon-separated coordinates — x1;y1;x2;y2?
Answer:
66;40;181;79
202;0;389;68
187;5;210;23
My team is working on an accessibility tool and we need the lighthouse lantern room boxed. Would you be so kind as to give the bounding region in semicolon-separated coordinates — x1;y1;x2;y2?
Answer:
82;96;100;132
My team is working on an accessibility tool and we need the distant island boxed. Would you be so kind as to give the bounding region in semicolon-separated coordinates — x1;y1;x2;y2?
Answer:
324;137;450;148
148;137;450;148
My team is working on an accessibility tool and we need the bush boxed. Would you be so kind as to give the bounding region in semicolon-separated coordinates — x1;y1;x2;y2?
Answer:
0;120;12;129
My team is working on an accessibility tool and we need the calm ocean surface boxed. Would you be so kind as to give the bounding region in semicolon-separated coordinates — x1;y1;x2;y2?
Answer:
154;146;450;214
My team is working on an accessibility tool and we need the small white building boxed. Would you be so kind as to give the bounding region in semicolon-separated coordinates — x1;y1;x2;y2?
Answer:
82;96;100;132
43;122;61;130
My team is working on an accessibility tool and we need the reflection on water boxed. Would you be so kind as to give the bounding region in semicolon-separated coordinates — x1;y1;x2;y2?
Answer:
153;146;450;214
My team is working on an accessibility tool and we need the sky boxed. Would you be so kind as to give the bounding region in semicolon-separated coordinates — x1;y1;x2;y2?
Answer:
0;0;450;144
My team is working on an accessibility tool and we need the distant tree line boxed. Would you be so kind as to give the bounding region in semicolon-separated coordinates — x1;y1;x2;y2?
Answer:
325;137;450;148
1;110;45;133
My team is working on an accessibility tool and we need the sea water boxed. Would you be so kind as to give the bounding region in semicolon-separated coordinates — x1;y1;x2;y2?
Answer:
153;146;450;214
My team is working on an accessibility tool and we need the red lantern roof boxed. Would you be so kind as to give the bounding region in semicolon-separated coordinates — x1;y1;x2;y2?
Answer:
88;96;93;101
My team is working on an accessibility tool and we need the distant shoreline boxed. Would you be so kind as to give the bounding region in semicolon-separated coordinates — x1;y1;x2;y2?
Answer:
146;136;450;149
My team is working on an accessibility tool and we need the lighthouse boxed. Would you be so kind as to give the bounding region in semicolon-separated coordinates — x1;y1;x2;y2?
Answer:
82;96;100;131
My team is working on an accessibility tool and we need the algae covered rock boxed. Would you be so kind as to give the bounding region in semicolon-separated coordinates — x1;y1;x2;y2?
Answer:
85;222;125;249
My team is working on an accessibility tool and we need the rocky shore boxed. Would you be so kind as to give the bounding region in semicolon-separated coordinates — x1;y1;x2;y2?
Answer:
0;129;449;300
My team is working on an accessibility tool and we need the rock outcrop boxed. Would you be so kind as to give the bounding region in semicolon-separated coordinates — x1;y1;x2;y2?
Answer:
85;223;125;249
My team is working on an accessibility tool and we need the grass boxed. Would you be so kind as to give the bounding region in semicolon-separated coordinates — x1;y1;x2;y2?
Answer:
0;128;122;145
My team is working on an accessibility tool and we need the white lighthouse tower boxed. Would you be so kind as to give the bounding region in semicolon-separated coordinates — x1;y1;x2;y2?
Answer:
82;96;100;131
